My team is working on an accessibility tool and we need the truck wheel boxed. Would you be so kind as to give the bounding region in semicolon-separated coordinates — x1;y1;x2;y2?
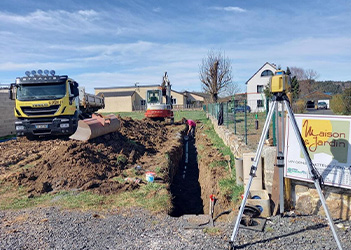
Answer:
26;134;38;141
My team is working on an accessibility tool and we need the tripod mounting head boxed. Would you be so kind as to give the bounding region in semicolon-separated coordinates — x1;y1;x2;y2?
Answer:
269;70;291;94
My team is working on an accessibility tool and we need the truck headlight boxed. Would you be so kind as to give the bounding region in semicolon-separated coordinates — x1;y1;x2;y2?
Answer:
60;123;70;128
16;125;25;130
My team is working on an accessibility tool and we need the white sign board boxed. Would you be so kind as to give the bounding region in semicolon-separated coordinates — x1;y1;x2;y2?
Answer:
285;114;351;189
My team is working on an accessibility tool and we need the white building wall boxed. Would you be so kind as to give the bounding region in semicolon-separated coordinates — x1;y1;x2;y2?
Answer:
246;63;277;112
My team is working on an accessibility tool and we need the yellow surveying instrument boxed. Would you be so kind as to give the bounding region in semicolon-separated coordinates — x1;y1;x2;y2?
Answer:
229;70;343;249
270;69;290;93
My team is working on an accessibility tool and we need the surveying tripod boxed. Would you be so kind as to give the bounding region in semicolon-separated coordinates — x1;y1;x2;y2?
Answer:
229;92;343;250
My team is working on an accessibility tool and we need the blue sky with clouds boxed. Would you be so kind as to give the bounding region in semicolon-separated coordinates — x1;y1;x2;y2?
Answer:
1;0;350;93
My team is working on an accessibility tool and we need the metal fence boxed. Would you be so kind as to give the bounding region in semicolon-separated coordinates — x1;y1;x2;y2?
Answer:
205;99;280;147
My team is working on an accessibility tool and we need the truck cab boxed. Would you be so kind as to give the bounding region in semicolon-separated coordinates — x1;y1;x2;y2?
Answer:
10;71;80;137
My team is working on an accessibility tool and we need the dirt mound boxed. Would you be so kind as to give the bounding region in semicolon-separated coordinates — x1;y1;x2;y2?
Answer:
0;117;180;195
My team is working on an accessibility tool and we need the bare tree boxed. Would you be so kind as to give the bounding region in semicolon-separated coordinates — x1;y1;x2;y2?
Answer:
199;50;232;103
289;67;305;81
304;69;319;81
289;67;319;96
220;81;242;97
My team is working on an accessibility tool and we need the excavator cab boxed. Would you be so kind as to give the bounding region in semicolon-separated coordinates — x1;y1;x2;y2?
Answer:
147;90;161;104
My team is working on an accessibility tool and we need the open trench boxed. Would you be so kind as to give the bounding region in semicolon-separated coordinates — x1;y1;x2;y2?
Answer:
167;124;233;221
169;136;204;217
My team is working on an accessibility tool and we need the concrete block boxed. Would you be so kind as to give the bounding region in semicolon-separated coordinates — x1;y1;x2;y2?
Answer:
243;152;263;190
246;189;271;217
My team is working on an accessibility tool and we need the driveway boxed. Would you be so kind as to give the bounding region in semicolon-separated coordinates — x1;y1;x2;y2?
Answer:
305;108;335;115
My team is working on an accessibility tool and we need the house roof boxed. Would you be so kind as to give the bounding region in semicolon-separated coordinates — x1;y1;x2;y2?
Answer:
97;91;135;97
95;84;159;90
245;62;277;84
185;91;211;99
300;91;332;100
171;89;186;95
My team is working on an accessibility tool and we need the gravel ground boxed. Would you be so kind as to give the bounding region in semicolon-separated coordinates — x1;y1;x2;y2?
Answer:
1;207;350;250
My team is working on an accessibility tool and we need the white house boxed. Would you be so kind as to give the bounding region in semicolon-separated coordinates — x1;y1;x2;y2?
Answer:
246;62;277;112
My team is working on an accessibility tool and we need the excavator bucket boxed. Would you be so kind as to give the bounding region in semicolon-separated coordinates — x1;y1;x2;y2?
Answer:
69;114;120;141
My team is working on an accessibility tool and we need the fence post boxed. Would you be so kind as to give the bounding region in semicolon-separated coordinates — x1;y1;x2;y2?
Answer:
216;103;219;120
226;102;229;129
232;95;236;134
273;110;276;146
266;98;270;139
245;100;248;145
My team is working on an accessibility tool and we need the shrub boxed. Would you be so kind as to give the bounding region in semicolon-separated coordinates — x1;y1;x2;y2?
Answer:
330;94;344;114
293;99;306;113
342;88;351;114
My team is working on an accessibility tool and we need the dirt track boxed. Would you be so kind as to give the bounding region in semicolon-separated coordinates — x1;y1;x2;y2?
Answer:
0;117;232;218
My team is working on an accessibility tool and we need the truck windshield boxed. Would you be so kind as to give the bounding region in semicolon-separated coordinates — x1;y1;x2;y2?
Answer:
16;82;66;101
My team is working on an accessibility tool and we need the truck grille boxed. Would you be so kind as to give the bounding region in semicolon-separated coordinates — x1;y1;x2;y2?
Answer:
21;105;60;116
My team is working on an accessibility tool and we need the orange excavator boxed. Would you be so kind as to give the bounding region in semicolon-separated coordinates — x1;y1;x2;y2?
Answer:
10;70;120;141
144;72;174;123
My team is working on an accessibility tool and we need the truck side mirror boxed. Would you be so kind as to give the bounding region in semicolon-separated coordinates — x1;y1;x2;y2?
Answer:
73;87;79;97
70;81;79;97
9;84;16;100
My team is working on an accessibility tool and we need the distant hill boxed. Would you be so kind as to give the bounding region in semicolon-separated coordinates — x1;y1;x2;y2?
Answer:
313;80;351;94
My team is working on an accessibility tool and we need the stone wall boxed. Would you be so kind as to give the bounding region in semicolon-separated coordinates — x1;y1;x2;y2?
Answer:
208;114;351;219
0;90;16;137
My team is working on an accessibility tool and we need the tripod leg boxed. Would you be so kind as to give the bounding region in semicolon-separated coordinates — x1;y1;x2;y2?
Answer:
283;100;343;250
279;102;285;214
229;100;277;247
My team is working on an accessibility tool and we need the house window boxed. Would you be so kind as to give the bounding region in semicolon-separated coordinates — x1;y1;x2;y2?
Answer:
140;100;146;106
261;70;274;77
172;98;177;105
257;100;264;108
257;85;264;93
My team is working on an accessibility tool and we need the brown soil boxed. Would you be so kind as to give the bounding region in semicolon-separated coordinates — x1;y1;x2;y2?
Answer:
195;124;234;219
0;117;233;218
0;117;180;194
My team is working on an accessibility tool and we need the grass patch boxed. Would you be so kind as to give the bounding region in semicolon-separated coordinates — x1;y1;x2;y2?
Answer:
218;178;244;203
128;139;138;146
266;226;274;232
114;183;171;213
0;134;16;142
174;110;208;122
53;191;106;210
0;184;52;210
116;154;128;165
21;164;35;170
111;176;125;183
155;166;162;174
203;227;222;235
0;183;170;212
209;160;228;169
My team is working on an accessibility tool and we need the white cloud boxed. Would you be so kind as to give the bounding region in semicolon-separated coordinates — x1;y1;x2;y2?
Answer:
0;9;107;35
211;6;247;13
153;7;162;12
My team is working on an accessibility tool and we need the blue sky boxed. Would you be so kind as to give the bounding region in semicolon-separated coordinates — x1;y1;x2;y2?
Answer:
0;0;350;93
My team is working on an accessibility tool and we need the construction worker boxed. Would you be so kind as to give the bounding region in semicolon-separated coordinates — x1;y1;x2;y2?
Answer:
182;118;196;137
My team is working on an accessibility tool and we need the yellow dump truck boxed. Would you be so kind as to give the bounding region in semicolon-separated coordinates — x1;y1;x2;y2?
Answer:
9;70;105;138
